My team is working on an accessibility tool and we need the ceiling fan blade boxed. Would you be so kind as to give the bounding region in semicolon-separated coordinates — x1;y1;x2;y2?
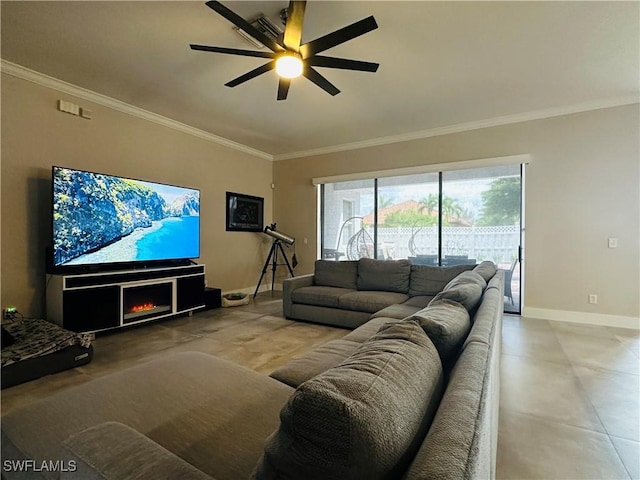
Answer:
299;16;378;58
277;78;291;101
205;1;284;53
283;1;306;51
303;66;340;96
225;61;275;88
307;55;379;72
190;44;275;59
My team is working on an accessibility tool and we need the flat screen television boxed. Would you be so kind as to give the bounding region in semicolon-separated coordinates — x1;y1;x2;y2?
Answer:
50;166;200;273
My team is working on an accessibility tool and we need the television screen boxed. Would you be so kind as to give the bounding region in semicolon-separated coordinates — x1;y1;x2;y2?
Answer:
52;166;200;269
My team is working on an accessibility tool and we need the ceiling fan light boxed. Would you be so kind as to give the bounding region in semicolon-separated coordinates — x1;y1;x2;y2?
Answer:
276;54;303;79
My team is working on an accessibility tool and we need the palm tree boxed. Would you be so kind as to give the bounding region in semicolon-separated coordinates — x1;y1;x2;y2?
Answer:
418;193;439;216
441;197;463;223
377;194;394;210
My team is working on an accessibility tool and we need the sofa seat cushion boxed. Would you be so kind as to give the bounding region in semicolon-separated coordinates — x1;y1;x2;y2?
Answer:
339;291;409;314
253;321;444;480
314;260;359;289
409;264;475;297
60;422;212;480
342;317;397;343
409;299;471;368
1;352;293;480
290;286;354;308
402;295;434;308
371;303;422;320
357;258;411;293
269;339;362;388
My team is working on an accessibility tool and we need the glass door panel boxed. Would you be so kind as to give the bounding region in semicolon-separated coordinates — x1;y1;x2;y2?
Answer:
441;165;522;313
321;180;375;260
377;173;440;263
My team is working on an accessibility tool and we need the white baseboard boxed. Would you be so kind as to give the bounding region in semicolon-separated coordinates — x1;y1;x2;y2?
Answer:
222;283;283;297
522;307;640;330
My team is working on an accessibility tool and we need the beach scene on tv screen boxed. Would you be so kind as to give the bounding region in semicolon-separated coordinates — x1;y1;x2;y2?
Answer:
53;168;200;266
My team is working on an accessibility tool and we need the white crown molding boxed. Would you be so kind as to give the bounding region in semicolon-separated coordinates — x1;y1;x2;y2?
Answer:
274;95;640;161
523;307;640;330
3;59;637;163
0;60;274;161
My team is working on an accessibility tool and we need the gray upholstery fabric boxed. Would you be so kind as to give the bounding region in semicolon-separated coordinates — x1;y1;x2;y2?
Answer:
371;303;422;320
409;299;471;368
431;282;483;313
290;285;353;309
253;321;444;480
446;270;487;290
313;260;359;289
289;304;371;329
356;258;411;293
405;341;492;480
338;290;409;314
282;274;313;317
341;317;396;343
409;264;475;297
1;352;293;480
473;261;498;283
402;295;434;308
60;422;212;480
269;339;361;388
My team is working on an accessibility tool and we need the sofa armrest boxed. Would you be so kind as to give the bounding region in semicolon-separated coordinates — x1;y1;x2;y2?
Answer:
282;274;314;317
60;422;214;480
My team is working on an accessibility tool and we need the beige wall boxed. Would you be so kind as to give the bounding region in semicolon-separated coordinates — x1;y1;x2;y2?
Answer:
1;74;274;317
273;105;640;321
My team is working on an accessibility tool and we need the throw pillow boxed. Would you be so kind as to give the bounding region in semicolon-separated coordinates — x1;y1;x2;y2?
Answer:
253;320;444;480
313;260;358;290
409;299;471;368
356;258;411;293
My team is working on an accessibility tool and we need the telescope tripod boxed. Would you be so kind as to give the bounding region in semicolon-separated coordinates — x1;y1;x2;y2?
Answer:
253;239;295;298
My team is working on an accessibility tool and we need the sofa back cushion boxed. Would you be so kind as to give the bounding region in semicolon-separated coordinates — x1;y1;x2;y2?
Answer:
253;320;444;480
314;260;358;290
409;299;471;368
473;261;498;282
357;258;411;293
409;264;475;297
447;270;487;290
430;271;484;314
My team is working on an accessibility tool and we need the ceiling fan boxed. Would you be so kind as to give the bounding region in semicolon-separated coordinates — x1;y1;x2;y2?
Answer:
190;1;379;100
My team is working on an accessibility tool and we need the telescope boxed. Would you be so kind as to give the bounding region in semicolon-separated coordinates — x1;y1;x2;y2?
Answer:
263;223;295;246
254;223;296;298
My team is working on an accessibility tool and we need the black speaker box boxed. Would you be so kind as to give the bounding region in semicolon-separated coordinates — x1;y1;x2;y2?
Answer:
203;287;222;310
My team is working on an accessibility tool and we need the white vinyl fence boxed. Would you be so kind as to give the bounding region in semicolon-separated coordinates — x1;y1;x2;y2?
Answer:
338;225;520;264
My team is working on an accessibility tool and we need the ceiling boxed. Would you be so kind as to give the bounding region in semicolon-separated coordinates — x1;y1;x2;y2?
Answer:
1;1;638;159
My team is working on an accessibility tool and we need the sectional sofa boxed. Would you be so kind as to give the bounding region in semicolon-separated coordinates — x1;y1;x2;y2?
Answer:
1;259;504;480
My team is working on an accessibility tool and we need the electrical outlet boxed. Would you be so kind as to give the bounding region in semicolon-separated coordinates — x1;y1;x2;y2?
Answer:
3;306;17;319
588;294;598;305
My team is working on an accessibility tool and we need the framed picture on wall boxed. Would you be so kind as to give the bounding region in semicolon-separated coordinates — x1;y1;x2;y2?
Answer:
226;192;264;232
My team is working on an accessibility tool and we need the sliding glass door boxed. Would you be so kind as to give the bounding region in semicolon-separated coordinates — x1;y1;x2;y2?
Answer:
319;164;523;313
442;165;522;313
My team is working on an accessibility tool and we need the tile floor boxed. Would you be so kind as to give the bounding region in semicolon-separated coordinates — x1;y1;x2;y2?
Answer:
1;292;638;479
497;315;639;479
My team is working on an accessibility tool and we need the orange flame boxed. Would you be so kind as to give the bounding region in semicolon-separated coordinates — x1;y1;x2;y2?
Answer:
131;303;155;313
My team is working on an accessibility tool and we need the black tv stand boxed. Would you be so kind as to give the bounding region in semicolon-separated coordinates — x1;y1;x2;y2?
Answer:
46;264;205;333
